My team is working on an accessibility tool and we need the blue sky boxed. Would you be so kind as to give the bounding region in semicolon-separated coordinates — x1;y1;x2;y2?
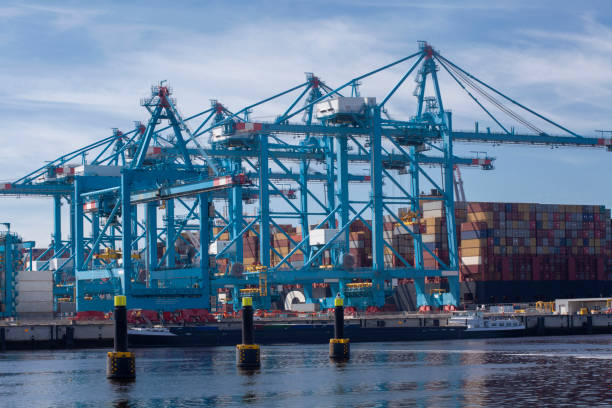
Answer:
1;0;612;245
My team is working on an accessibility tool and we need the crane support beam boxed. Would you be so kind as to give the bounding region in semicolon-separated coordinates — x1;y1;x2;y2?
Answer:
130;174;246;204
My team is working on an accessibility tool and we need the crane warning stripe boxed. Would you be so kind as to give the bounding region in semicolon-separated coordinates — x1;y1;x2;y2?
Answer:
235;122;263;132
471;159;491;165
213;176;233;186
55;166;76;175
83;201;98;211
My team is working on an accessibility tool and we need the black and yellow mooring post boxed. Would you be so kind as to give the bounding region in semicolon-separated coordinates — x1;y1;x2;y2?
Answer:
106;295;135;380
236;297;260;368
329;295;350;360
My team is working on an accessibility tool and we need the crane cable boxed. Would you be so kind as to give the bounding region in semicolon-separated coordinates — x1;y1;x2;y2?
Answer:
441;58;543;134
436;57;544;135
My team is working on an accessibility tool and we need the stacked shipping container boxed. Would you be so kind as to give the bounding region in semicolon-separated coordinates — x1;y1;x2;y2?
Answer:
174;201;612;304
459;202;611;283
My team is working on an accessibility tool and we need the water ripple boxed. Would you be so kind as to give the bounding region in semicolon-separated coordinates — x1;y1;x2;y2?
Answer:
0;334;610;407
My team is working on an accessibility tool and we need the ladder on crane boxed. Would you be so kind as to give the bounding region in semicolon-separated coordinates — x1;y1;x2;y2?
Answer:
258;273;267;297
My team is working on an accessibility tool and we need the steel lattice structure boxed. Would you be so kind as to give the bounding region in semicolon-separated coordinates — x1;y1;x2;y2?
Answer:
1;42;610;314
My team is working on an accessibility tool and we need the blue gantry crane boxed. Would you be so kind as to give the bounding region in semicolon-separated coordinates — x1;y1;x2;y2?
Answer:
1;42;610;315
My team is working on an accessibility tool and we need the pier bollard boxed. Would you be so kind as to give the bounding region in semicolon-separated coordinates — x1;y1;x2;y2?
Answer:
329;295;350;360
236;297;260;369
106;295;135;380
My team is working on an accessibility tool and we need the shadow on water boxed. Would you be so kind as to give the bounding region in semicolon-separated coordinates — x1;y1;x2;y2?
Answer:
238;367;261;377
110;380;134;408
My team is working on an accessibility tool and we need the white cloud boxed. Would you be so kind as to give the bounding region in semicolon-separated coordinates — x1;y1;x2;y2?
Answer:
17;3;105;30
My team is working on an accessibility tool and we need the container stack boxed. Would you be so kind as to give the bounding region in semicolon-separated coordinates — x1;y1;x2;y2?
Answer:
416;201;466;269
349;220;372;268
175;201;612;293
385;214;415;268
243;234;259;268
16;270;54;319
458;202;612;282
270;224;304;268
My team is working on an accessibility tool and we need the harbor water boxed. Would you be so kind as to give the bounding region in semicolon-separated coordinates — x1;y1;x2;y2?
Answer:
0;335;610;407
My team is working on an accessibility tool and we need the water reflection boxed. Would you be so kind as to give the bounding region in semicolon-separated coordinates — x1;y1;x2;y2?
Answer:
0;336;610;407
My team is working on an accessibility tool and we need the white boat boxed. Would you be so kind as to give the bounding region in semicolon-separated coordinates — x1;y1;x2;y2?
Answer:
448;312;525;332
128;327;177;337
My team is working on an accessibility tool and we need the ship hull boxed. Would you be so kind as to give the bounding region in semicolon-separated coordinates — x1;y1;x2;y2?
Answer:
128;324;526;347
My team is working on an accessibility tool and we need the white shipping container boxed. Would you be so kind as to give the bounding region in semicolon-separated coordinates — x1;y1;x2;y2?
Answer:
16;291;53;306
16;280;53;292
17;270;53;281
16;300;54;313
30;261;51;272
423;209;443;218
461;256;483;266
309;229;346;246
209;241;235;255
17;290;53;302
422;201;444;211
49;258;73;270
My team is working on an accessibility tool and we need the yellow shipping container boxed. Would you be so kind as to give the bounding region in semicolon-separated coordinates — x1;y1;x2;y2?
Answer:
426;226;444;234
461;238;488;248
467;212;493;223
461;247;485;257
